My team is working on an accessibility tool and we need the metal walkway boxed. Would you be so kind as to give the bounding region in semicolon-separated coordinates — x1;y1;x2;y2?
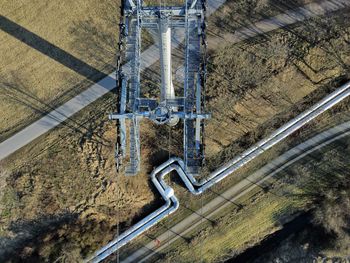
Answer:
110;0;210;176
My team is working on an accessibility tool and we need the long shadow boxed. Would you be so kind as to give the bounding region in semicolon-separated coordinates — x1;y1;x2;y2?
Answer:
68;5;118;70
0;212;79;262
229;132;350;262
204;75;349;174
230;212;313;263
7;93;116;174
0;15;109;82
256;1;350;73
0;13;119;142
0;78;112;147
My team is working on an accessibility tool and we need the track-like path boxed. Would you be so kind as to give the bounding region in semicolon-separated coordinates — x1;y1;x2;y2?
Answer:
122;120;350;263
1;0;349;161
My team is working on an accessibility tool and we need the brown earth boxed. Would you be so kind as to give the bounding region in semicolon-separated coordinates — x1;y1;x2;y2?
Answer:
0;1;350;262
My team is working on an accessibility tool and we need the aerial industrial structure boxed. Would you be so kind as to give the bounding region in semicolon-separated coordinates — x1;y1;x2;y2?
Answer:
109;0;210;176
87;1;350;262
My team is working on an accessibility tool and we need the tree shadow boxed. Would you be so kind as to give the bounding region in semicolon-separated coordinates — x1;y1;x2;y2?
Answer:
0;76;112;147
0;15;110;83
68;0;119;72
0;12;120;143
256;1;350;75
276;137;350;200
0;212;79;262
209;0;306;39
204;74;349;175
237;136;350;262
268;0;305;11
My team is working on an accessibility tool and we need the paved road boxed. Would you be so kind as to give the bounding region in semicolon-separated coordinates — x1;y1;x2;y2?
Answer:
122;120;350;263
0;0;224;161
1;0;348;161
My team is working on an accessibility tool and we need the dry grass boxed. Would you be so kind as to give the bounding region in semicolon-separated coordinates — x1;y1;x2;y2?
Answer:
0;93;156;260
155;190;304;263
204;11;350;157
0;0;120;140
0;0;350;261
145;130;350;262
0;167;10;222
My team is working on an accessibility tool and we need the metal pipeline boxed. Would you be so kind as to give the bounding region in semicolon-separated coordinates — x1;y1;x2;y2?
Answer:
198;81;350;186
88;163;180;262
87;81;350;263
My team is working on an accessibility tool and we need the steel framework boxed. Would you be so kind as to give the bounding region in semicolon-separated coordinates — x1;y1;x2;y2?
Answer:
110;0;210;176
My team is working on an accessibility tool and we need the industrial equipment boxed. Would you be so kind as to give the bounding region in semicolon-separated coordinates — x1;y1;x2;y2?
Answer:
110;0;209;176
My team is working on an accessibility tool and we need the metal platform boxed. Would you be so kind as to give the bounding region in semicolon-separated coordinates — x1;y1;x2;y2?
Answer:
110;0;209;176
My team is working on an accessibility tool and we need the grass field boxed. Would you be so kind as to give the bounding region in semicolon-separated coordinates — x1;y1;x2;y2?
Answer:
204;6;350;157
148;133;350;262
154;191;303;262
1;0;350;261
115;102;350;262
0;0;120;141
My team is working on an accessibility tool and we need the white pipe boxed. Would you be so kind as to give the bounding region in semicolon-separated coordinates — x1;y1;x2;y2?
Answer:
206;81;350;182
126;0;136;9
190;0;198;9
87;81;350;262
159;18;175;102
159;17;180;126
197;83;350;190
89;199;178;263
